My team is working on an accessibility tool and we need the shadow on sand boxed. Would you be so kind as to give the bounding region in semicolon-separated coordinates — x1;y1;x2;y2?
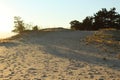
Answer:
40;42;120;70
0;40;19;48
2;30;120;70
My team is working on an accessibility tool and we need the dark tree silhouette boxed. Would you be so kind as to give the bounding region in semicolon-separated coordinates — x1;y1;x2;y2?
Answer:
32;25;39;31
70;20;82;30
70;7;120;30
12;16;25;33
93;7;120;29
93;8;108;29
82;16;93;30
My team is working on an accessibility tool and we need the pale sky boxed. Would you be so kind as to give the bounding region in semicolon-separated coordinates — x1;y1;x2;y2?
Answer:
0;0;120;32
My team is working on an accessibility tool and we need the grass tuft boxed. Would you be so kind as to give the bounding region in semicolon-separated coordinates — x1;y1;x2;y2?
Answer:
85;28;120;59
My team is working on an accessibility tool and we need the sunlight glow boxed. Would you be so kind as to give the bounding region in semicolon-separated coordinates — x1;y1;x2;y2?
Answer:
0;3;14;32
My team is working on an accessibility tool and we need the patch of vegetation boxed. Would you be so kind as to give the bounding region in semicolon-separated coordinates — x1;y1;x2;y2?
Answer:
85;28;120;44
70;7;120;30
85;28;120;59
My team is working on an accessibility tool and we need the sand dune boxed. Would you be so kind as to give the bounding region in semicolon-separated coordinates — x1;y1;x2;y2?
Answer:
0;29;120;80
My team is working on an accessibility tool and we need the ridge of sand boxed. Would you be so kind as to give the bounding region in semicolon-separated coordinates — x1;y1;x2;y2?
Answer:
0;29;120;80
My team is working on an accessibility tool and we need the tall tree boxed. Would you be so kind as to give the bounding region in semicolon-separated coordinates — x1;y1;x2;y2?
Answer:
82;16;93;30
12;16;25;33
93;7;120;29
93;8;108;29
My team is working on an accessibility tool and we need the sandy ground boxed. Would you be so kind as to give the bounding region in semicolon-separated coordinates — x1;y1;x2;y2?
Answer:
0;30;120;80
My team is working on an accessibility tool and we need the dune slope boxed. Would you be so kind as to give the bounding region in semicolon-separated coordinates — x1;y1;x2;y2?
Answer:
0;30;120;80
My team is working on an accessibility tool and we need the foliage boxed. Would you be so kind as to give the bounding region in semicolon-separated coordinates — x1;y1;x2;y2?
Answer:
70;20;82;30
82;16;93;30
70;7;120;30
93;8;120;29
25;23;34;30
12;16;25;33
12;16;41;33
32;25;39;31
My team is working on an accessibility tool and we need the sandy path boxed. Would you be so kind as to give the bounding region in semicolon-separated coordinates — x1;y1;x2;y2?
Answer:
0;30;120;80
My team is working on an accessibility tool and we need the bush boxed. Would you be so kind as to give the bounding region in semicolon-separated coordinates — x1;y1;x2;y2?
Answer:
12;16;25;33
32;25;39;31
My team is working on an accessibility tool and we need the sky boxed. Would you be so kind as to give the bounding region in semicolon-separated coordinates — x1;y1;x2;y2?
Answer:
0;0;120;32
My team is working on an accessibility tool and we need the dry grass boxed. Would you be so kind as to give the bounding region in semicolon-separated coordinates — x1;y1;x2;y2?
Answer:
86;32;117;44
99;28;117;31
85;28;120;59
0;39;12;43
85;29;120;45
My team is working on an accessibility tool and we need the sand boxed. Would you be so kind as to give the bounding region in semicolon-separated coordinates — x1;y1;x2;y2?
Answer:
0;30;120;80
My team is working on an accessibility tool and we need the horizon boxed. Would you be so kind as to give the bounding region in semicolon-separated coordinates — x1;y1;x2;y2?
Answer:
0;0;120;33
0;32;17;39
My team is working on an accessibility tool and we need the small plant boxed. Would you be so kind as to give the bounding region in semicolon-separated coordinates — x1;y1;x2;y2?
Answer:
12;16;25;33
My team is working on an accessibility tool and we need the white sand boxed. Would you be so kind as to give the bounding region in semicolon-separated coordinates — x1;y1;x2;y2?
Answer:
0;30;120;80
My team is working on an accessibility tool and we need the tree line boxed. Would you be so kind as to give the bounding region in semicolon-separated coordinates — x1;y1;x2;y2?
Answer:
12;16;39;33
13;7;120;33
70;7;120;30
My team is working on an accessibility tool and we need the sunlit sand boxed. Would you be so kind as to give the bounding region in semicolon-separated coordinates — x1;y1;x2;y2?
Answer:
0;29;120;80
